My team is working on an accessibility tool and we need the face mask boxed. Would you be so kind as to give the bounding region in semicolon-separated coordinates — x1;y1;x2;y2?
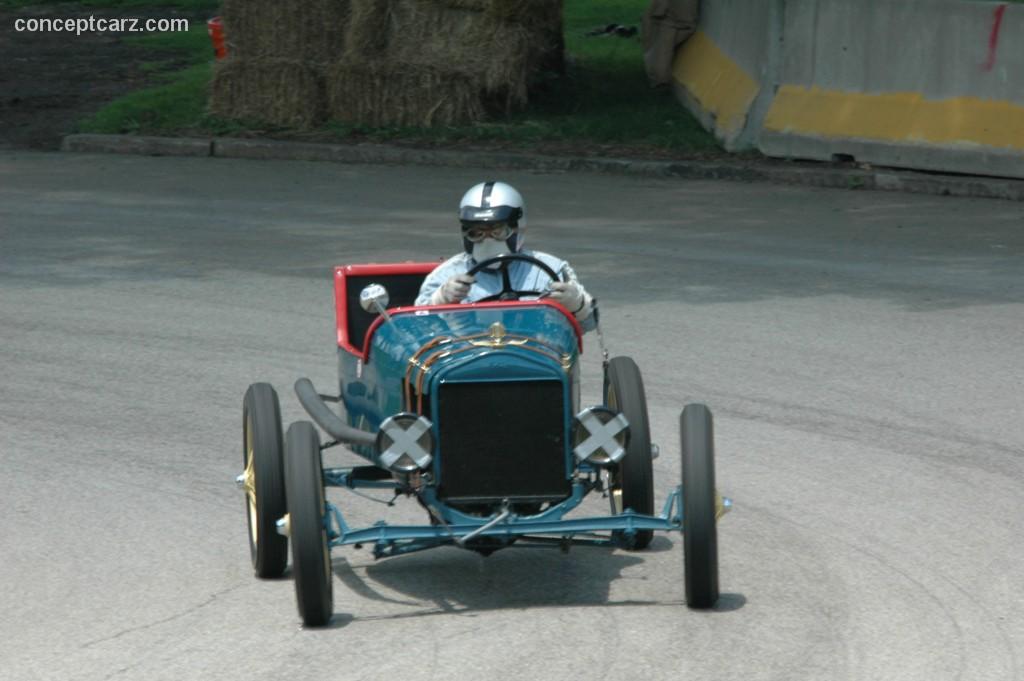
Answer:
472;238;511;267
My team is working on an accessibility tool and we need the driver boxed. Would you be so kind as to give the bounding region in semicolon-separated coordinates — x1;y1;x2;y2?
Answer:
415;181;597;332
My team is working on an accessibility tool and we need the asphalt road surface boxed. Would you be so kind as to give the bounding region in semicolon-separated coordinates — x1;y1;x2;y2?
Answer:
2;151;1022;681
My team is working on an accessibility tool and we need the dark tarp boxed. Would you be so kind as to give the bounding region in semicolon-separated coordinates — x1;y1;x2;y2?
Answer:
642;0;699;86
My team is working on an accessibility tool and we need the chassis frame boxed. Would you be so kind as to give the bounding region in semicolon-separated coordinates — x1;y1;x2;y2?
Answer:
319;463;729;559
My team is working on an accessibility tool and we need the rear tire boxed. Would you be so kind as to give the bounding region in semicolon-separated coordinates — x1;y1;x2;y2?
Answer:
681;404;719;609
604;357;654;550
285;421;334;627
242;383;288;578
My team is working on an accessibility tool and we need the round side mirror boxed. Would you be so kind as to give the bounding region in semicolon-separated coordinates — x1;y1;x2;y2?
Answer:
359;283;390;313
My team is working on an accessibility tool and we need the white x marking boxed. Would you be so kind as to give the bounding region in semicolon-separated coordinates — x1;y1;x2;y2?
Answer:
574;410;628;462
380;417;432;469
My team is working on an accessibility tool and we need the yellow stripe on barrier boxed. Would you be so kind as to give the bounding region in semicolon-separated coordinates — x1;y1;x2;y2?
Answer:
764;86;1024;151
672;31;759;138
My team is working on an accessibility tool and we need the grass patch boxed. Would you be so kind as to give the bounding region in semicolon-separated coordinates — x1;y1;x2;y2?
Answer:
122;17;212;58
77;23;229;134
79;63;210;133
76;0;720;156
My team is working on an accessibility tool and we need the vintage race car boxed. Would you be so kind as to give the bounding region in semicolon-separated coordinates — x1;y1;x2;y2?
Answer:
238;254;729;627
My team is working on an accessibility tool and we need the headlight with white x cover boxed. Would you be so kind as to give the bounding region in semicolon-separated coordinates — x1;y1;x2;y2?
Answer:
572;406;630;466
376;413;434;473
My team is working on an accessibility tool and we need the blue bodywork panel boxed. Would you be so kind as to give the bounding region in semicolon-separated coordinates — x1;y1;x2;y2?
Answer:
320;290;722;559
337;304;581;450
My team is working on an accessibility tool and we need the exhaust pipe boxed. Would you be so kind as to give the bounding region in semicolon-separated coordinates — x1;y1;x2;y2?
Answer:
294;378;377;447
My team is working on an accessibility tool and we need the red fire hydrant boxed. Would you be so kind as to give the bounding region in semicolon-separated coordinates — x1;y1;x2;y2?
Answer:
207;16;227;60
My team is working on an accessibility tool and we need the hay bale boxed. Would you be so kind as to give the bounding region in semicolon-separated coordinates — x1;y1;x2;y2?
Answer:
384;1;542;106
211;0;564;129
325;60;485;127
221;0;350;63
343;0;558;110
440;0;561;29
343;0;392;59
210;58;326;128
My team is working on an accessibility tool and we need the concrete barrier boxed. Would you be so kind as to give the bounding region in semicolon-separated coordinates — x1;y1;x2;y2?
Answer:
672;0;1024;179
671;0;774;150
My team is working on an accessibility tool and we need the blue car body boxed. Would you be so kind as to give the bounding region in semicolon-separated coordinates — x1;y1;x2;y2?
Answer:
315;262;700;559
240;260;727;627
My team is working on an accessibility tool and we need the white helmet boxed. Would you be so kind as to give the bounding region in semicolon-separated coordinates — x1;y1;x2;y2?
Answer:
458;181;526;262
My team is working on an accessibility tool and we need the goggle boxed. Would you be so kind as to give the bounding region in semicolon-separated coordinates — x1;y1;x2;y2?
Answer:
463;222;515;243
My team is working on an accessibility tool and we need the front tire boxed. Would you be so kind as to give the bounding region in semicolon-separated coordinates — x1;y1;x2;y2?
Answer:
242;383;288;578
681;404;720;609
604;357;655;550
285;421;334;627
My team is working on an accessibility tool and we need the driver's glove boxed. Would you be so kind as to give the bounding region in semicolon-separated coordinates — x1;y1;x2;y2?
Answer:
548;281;587;316
431;273;476;304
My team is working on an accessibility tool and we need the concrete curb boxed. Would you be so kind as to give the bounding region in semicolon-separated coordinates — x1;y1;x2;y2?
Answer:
61;134;1024;202
61;134;213;157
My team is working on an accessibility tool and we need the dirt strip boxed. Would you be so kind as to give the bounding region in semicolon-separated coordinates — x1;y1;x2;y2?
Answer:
0;3;207;150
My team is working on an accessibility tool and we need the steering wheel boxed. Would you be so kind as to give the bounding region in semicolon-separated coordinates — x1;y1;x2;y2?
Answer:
466;253;564;302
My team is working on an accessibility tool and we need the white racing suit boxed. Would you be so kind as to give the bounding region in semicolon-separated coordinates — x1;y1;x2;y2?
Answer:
415;250;597;333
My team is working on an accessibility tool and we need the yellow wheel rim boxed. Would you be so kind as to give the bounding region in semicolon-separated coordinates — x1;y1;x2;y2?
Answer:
243;415;258;546
606;383;624;511
318;481;331;582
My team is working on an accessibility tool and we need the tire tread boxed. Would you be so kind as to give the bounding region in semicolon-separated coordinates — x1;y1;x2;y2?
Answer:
681;403;720;609
285;421;334;627
605;357;655;550
242;382;288;578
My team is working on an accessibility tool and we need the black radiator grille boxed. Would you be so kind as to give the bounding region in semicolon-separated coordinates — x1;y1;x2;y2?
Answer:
437;380;569;503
